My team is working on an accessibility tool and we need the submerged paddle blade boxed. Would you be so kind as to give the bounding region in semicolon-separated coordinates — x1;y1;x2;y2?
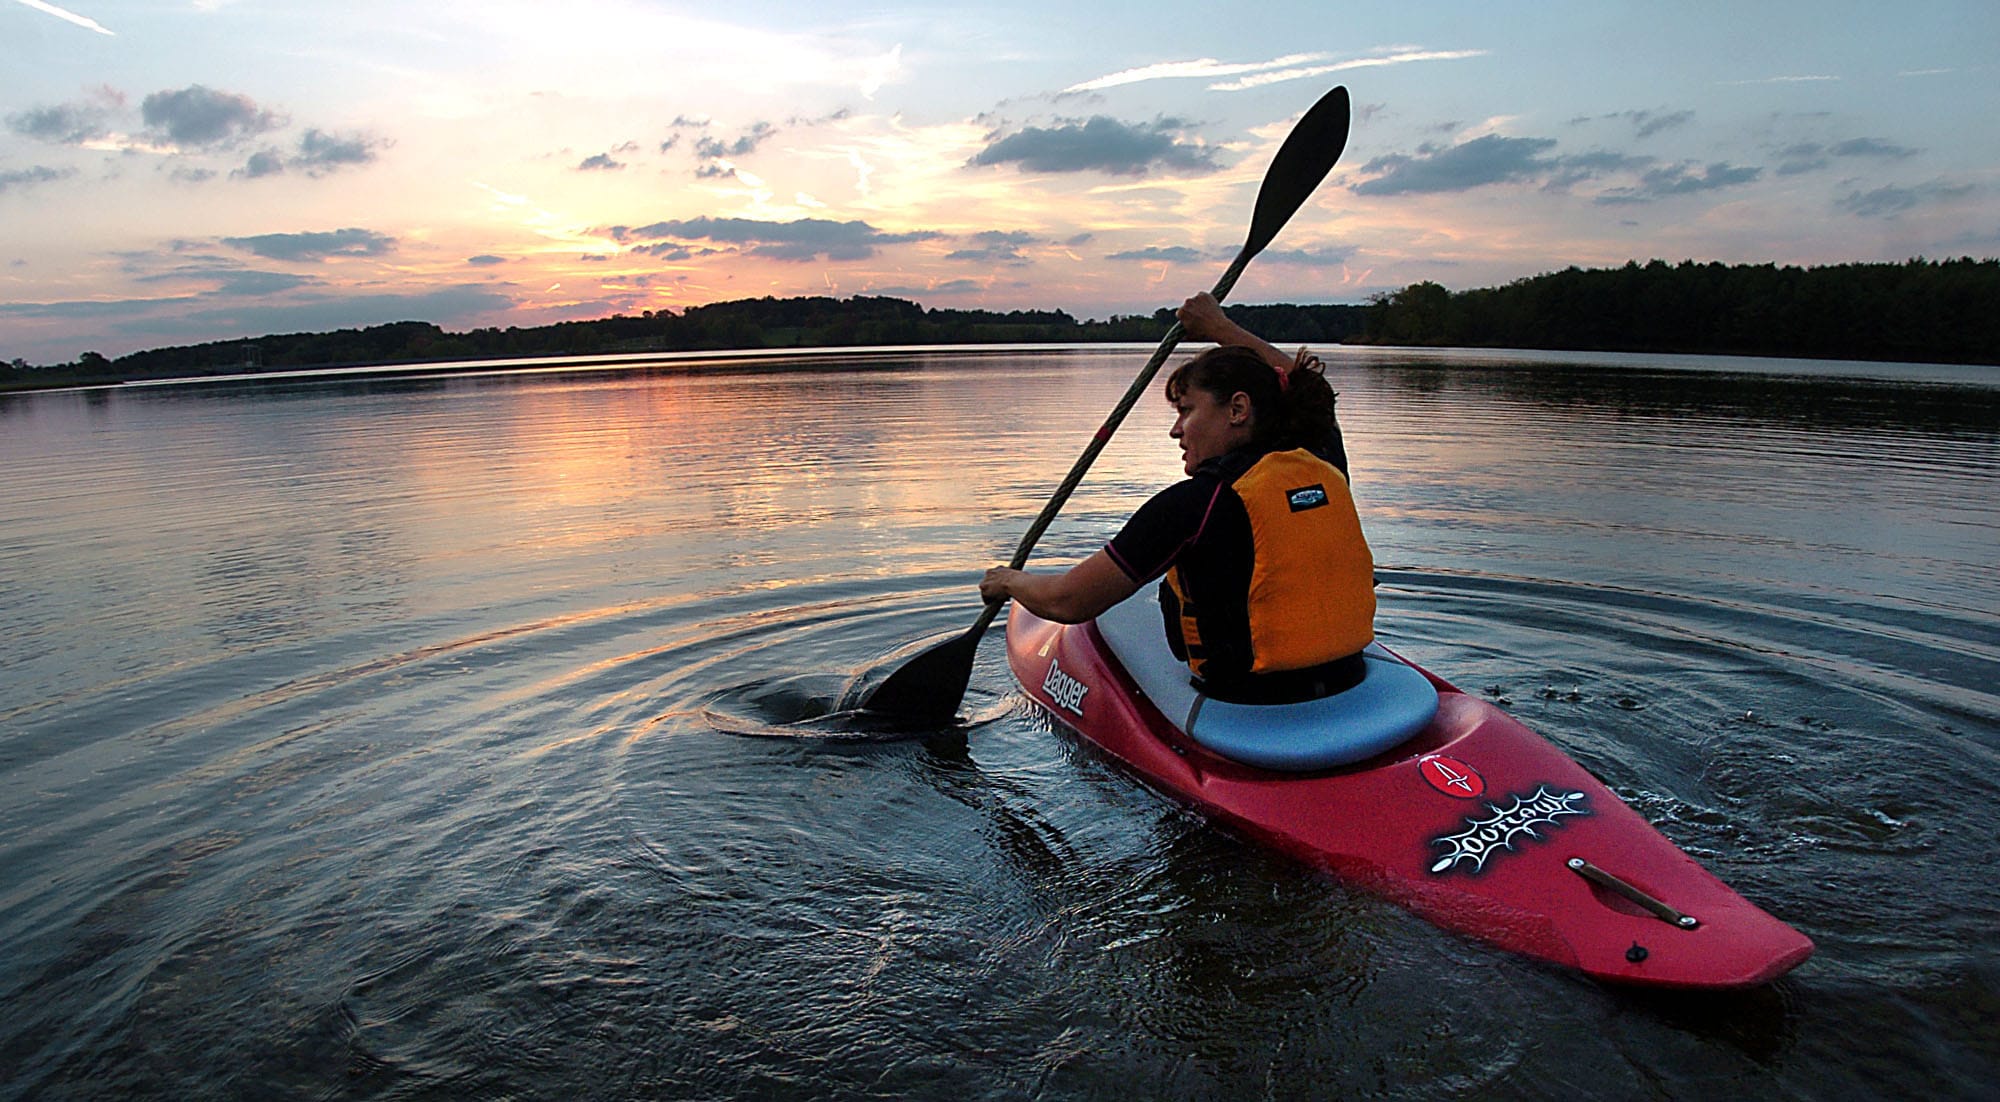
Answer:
1241;86;1350;262
851;626;980;726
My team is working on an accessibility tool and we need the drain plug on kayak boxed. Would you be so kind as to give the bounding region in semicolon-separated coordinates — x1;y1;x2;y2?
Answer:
1627;941;1649;963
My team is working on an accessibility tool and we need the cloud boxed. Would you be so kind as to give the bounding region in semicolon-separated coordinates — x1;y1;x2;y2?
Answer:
10;88;381;181
1106;246;1206;263
690;121;777;178
608;216;941;262
1829;137;1919;160
220;228;397;261
229;129;386;179
1776;136;1920;176
971;117;1219;176
13;0;115;35
1258;246;1359;266
7;102;113;144
3;286;517;349
133;261;318;296
233;149;287;179
946;231;1039;265
1595;162;1762;204
0;296;196;321
132;286;518;342
293;129;385;174
628;243;714;261
1354;134;1685;199
1629;109;1694;138
1208;48;1488;93
1835;179;1977;218
1063;53;1330;93
695;122;776;160
1352;135;1563;195
1775;143;1830;176
467;254;508;266
859;44;902;99
1063;47;1486;95
141;85;285;149
0;165;73;194
207;270;318;295
1570;109;1696;139
578;153;625;171
1542;150;1656;190
1723;74;1840;86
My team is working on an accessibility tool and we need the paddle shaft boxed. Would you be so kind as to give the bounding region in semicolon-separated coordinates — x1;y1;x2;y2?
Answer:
963;248;1260;639
855;86;1348;723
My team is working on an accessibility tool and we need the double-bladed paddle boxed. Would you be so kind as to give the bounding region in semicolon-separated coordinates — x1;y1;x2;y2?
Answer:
854;85;1352;726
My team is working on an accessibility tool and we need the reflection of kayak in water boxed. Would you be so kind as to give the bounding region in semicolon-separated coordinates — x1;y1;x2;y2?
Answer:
1008;593;1814;990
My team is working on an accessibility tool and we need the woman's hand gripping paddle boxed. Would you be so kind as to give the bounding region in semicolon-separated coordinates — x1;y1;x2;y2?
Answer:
851;86;1352;727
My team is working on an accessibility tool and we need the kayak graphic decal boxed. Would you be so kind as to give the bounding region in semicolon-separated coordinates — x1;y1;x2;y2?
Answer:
1041;657;1088;716
1428;786;1590;875
1420;755;1485;799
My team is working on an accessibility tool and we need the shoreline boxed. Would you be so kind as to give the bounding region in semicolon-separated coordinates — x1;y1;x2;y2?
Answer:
7;340;1995;399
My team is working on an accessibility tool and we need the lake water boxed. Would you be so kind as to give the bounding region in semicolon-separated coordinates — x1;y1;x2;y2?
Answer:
2;345;1996;1099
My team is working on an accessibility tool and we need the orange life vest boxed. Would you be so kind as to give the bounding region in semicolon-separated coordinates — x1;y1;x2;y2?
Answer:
1163;447;1375;681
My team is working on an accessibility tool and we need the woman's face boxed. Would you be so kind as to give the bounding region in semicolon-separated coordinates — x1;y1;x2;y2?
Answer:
1169;385;1251;475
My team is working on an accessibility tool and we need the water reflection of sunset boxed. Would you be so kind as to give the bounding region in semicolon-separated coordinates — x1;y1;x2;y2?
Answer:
312;351;1191;603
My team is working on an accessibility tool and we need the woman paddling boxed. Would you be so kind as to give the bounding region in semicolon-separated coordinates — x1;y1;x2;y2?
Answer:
979;292;1375;704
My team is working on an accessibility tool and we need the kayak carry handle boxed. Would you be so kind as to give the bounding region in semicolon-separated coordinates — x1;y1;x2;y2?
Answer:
1568;857;1701;930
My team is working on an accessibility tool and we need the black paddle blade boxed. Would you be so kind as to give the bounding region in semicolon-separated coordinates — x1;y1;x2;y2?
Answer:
848;626;980;726
1241;86;1350;262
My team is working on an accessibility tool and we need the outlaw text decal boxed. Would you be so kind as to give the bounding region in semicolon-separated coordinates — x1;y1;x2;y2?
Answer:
1041;657;1088;716
1428;786;1590;875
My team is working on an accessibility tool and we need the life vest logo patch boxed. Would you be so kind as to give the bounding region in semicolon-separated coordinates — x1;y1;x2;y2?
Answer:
1041;657;1088;716
1286;484;1328;512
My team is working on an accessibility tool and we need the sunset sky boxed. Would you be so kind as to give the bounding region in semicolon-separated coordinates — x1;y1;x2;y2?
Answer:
4;0;1996;364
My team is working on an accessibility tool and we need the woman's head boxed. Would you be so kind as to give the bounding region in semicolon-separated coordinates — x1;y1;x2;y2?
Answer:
1164;346;1270;474
1164;344;1339;473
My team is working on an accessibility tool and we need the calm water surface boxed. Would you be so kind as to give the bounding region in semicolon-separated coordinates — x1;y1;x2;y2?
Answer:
2;346;1996;1099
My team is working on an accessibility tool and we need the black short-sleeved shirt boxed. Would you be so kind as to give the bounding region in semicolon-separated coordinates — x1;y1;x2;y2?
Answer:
1104;446;1256;676
1105;466;1255;674
1105;466;1247;587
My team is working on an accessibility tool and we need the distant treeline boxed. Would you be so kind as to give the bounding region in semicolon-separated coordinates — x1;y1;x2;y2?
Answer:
1363;257;1999;364
5;257;1993;390
2;295;1369;390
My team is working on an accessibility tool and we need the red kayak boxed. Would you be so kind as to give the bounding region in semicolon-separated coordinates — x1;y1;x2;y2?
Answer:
1006;593;1814;989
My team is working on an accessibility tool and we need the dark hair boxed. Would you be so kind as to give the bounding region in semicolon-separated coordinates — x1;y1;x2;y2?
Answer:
1165;344;1340;454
